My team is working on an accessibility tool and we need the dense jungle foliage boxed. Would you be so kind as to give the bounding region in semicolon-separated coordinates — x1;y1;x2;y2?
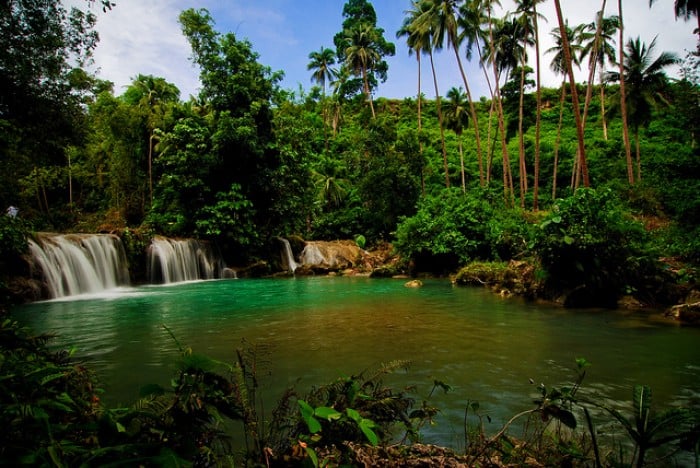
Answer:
1;0;700;464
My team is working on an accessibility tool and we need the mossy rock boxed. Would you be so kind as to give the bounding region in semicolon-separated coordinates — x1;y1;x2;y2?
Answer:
454;262;509;286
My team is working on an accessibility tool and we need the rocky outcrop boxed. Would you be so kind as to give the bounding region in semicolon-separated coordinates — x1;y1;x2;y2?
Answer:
296;240;370;275
666;302;700;325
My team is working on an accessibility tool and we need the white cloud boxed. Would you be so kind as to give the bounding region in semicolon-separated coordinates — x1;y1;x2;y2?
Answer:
77;0;200;98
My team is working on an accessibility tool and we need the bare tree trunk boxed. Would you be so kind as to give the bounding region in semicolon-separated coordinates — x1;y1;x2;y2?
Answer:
554;0;590;188
486;99;495;185
459;134;466;193
486;5;514;205
553;82;567;200
518;61;528;208
453;46;484;187
429;51;450;188
533;1;543;211
362;66;376;119
600;82;609;140
618;0;634;184
417;54;425;195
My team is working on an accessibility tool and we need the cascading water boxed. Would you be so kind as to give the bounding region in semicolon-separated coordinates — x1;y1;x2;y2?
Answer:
29;233;130;298
279;238;299;273
147;237;225;284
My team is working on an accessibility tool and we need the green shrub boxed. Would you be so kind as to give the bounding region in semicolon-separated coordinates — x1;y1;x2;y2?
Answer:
394;188;530;272
531;188;662;304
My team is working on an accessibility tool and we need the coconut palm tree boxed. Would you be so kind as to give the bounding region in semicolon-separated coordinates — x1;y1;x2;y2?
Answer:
582;10;619;140
397;0;432;194
444;86;470;192
307;47;337;98
457;0;490;186
415;0;484;175
515;0;546;210
131;74;180;207
617;0;634;184
552;0;590;188
404;0;452;188
512;0;542;207
606;36;679;181
480;0;516;204
546;21;587;197
308;47;337;153
344;23;381;118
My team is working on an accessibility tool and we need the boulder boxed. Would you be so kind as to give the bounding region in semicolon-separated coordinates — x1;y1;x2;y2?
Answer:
666;302;700;325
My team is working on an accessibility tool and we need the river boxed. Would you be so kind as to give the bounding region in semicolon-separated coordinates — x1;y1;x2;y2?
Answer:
11;276;700;450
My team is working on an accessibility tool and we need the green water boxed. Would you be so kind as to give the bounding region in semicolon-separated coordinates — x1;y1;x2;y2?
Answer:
12;277;700;448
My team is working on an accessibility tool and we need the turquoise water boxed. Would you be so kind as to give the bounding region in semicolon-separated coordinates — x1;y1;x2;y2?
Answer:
12;277;700;449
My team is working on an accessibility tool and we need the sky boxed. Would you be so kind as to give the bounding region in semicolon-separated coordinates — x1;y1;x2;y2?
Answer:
75;0;697;101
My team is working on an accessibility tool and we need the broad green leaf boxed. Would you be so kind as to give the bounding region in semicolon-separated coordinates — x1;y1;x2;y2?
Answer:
359;419;379;446
314;406;341;421
299;400;322;433
346;407;361;423
304;446;319;467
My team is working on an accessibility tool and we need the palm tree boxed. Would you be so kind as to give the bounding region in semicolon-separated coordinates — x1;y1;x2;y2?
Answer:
649;0;700;41
457;0;490;186
416;0;484;176
397;0;432;194
606;37;679;181
617;0;634;184
518;0;547;210
307;47;337;98
444;87;470;192
330;64;352;135
512;0;542;208
131;74;180;207
582;9;619;140
344;24;380;118
480;0;516;204
546;21;587;197
308;47;337;152
404;0;452;188
552;0;590;188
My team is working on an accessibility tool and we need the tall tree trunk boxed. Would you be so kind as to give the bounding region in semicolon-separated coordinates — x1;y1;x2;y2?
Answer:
518;58;528;208
458;133;466;193
635;127;642;182
552;81;567;200
453;46;484;187
554;0;590;188
476;40;494;187
148;133;154;207
430;51;450;188
618;0;634;184
486;5;514;205
600;81;609;140
486;99;495;185
417;53;425;195
362;66;376;119
533;1;543;211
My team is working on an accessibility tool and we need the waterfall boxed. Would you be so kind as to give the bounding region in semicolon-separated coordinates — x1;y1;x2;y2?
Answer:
300;243;328;267
279;238;299;273
147;237;225;284
29;233;130;298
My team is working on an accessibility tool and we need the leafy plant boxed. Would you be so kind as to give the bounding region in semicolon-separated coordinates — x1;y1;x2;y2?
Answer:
532;188;661;306
586;385;700;467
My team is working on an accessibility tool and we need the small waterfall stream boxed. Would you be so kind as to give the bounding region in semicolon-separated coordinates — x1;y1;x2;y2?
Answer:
147;237;225;284
279;238;299;273
29;233;130;298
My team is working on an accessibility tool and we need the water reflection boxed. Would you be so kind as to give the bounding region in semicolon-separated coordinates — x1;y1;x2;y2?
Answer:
12;277;700;446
